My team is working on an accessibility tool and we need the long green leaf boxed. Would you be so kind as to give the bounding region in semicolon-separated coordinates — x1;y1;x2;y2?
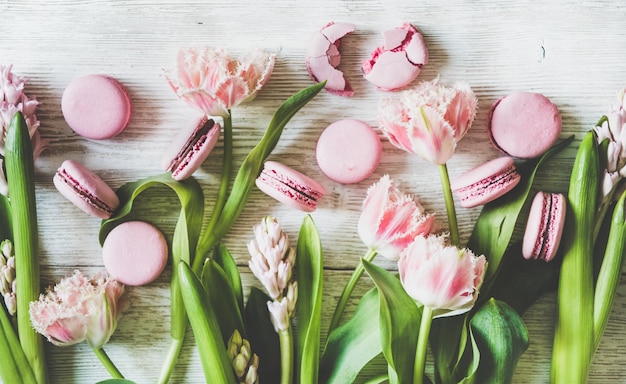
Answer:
320;288;384;384
430;316;466;384
178;261;236;384
96;380;137;384
245;287;280;383
469;299;528;383
295;215;324;384
193;82;325;270
201;258;245;342
213;242;244;315
363;260;420;384
5;111;46;383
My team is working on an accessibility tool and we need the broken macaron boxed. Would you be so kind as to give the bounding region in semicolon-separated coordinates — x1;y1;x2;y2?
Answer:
305;22;355;97
362;23;428;91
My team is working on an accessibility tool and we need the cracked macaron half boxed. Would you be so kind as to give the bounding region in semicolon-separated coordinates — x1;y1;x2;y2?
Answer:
53;159;120;219
255;161;325;212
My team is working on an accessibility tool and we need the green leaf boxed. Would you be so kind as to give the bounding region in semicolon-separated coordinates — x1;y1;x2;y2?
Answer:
0;300;36;384
194;82;325;270
295;215;324;384
201;258;245;342
469;299;529;384
178;261;237;384
96;380;138;384
468;135;574;294
213;242;244;315
430;316;466;384
362;259;420;384
245;287;280;383
320;288;384;384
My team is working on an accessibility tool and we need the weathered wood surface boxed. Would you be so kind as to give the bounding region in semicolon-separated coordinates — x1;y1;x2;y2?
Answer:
1;0;626;382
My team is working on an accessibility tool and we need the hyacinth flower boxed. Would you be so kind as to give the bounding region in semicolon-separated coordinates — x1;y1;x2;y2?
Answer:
0;240;16;316
398;235;486;384
379;78;477;245
327;175;434;334
248;216;297;384
30;271;128;379
227;329;260;384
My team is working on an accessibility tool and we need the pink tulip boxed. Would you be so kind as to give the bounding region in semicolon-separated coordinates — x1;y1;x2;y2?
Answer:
378;78;477;165
398;235;486;318
164;46;275;118
30;271;127;348
358;175;435;261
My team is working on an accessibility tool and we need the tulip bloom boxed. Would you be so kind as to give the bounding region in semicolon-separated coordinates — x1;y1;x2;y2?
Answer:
164;46;275;118
378;78;477;246
29;271;127;378
398;234;486;384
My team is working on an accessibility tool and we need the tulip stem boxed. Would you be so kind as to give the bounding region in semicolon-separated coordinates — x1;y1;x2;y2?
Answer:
93;347;124;379
439;164;459;246
157;337;183;384
279;328;293;384
414;306;433;384
327;247;377;337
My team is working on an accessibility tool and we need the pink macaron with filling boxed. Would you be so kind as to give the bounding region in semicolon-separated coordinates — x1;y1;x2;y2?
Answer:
522;191;566;262
255;161;325;212
316;119;381;184
53;159;120;219
451;157;521;208
62;74;132;140
102;221;169;286
487;91;562;159
362;22;428;91
161;113;221;180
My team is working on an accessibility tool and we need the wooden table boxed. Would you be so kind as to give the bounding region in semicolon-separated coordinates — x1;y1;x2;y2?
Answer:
2;1;626;382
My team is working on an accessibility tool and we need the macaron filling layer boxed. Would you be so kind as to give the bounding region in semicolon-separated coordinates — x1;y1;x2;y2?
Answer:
531;193;563;261
258;167;323;209
454;164;519;205
55;168;116;216
165;117;216;178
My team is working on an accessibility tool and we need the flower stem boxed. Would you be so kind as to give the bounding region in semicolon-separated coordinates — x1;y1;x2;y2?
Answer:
157;337;183;384
438;164;459;246
194;112;233;272
279;328;293;384
93;347;124;379
413;306;433;384
327;248;377;336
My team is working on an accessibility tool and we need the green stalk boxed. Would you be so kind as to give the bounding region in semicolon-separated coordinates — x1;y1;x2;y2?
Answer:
550;131;599;384
439;164;459;246
593;190;626;351
0;304;24;384
93;347;124;379
279;328;294;384
413;306;433;384
5;112;47;384
327;247;377;336
157;338;183;384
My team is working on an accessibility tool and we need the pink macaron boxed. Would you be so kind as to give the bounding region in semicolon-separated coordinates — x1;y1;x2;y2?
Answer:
362;23;428;91
306;22;355;97
161;113;221;180
102;221;169;286
451;157;521;208
316;119;381;184
522;191;566;262
53;159;120;219
487;91;562;159
255;161;325;212
62;74;132;140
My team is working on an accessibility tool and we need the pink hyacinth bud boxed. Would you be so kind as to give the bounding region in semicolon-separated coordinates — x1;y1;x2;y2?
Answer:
358;175;435;261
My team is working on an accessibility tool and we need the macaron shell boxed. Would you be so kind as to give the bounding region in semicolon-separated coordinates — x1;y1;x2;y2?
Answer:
487;91;562;159
522;192;566;261
62;74;132;140
256;161;325;212
451;157;521;208
53;159;120;219
102;221;169;286
316;119;381;184
161;113;220;180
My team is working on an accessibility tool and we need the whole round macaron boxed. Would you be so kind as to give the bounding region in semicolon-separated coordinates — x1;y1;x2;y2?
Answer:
487;91;561;159
316;119;382;184
62;74;132;140
102;221;169;286
522;191;566;262
451;157;521;208
256;161;325;212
